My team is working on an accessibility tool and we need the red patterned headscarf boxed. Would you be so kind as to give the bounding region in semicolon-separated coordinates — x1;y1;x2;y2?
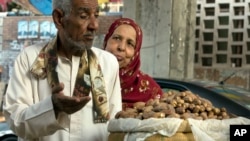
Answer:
103;18;163;109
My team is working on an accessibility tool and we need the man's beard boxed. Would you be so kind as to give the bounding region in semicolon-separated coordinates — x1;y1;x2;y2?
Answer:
63;31;93;54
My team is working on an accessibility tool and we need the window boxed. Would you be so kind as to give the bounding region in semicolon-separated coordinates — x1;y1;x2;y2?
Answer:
232;32;243;41
218;29;228;38
216;54;227;63
219;16;229;25
202;57;212;66
203;45;213;54
217;42;228;51
205;8;215;16
234;7;244;15
203;32;213;41
233;20;244;28
231;45;243;54
219;4;230;13
204;20;214;29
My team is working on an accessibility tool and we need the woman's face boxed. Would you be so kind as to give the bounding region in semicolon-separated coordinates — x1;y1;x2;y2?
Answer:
105;24;136;68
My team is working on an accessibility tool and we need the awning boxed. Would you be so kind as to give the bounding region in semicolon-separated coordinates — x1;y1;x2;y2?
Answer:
13;0;51;15
98;0;109;4
12;0;121;15
109;0;122;2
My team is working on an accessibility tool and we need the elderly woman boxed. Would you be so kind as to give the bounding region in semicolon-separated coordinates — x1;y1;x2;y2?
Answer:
103;18;163;109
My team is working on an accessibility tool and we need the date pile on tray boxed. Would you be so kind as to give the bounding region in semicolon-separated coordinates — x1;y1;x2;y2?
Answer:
115;90;236;120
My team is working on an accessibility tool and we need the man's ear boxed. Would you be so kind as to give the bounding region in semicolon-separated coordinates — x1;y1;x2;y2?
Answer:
52;8;64;29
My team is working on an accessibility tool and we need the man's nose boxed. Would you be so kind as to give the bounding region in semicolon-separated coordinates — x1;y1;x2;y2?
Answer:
88;16;99;30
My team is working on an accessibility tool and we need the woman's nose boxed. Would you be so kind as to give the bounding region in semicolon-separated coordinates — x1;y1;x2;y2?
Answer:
118;43;126;51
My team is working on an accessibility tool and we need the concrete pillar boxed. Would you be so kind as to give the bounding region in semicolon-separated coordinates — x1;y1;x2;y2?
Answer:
123;0;172;78
170;0;197;79
123;0;196;79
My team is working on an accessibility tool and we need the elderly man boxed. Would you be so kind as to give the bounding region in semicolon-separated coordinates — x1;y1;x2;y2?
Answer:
3;0;122;141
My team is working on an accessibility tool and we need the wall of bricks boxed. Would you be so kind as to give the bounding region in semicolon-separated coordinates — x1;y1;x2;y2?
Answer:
97;15;122;34
0;15;121;83
2;15;121;50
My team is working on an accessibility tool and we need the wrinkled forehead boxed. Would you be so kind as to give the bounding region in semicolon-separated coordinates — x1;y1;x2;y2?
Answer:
72;0;99;9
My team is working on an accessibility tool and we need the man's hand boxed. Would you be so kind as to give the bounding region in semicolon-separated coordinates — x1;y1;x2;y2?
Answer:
51;83;91;116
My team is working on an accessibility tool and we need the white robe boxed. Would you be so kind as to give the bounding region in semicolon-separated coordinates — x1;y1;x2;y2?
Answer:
3;42;122;141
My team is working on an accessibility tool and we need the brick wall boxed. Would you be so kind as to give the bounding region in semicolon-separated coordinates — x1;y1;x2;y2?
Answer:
97;15;122;34
0;15;121;82
2;15;121;50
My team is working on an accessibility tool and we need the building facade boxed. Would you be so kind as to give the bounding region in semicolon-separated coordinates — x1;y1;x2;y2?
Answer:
194;0;250;89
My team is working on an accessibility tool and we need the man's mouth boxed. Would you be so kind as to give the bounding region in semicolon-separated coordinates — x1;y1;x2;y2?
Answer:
85;36;94;41
84;33;95;40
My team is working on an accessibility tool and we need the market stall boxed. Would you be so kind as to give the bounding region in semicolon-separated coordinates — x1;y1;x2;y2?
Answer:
108;90;250;141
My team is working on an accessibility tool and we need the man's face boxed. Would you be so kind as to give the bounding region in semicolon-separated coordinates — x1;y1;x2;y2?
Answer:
61;0;99;52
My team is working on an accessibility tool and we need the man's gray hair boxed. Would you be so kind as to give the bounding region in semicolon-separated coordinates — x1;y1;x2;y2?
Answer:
53;0;72;16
